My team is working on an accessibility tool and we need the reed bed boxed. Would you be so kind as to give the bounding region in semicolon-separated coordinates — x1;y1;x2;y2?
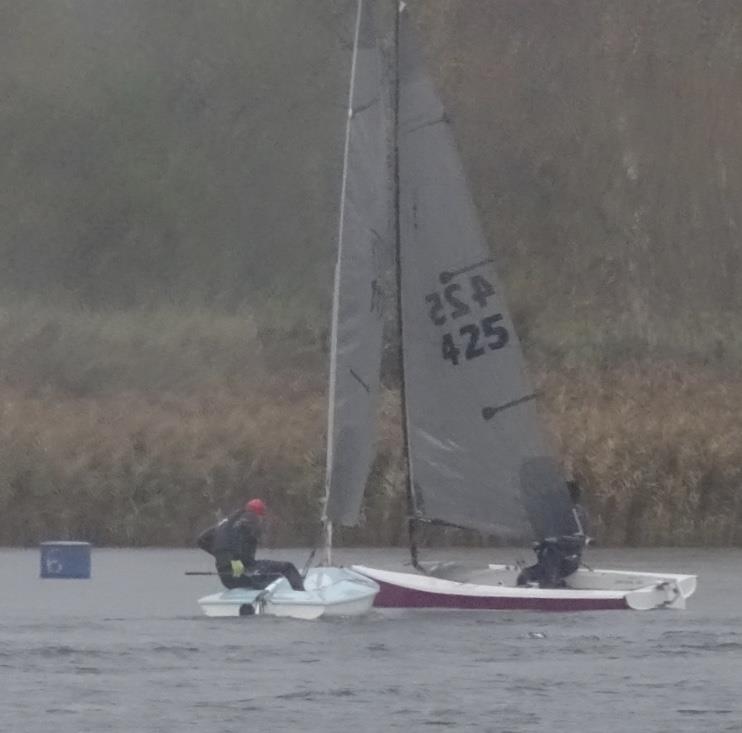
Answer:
0;303;740;546
541;362;742;546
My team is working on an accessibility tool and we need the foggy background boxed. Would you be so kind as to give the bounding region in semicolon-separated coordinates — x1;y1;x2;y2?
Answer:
1;0;741;546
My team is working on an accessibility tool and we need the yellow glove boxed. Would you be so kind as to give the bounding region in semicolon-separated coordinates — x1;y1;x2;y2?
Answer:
230;559;245;578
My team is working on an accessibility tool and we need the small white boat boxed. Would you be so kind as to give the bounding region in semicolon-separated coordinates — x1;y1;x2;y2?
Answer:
353;563;697;612
198;567;379;620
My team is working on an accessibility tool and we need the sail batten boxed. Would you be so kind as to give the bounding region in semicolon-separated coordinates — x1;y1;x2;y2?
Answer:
396;9;576;541
323;0;388;529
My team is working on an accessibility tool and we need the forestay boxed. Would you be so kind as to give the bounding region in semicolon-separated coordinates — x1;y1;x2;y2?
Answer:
324;0;388;527
397;9;576;540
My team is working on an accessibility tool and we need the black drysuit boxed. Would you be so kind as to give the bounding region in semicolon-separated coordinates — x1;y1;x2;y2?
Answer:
197;510;304;591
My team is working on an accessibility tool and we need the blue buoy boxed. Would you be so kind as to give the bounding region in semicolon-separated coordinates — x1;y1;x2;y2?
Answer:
40;541;92;579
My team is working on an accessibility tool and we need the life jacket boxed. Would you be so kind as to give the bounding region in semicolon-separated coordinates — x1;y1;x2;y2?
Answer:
210;511;261;571
212;514;240;554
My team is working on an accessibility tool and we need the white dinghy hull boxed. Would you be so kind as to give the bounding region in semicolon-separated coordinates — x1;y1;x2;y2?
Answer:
352;564;696;612
198;567;379;619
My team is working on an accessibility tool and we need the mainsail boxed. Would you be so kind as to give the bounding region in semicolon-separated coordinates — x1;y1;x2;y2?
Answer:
324;0;388;528
396;8;577;540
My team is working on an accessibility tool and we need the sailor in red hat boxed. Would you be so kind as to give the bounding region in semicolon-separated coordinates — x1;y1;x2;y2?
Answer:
197;498;304;591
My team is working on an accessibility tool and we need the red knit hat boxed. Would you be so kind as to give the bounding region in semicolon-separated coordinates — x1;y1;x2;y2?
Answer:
245;498;267;516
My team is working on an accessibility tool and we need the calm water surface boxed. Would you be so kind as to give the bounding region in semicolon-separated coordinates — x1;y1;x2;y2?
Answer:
0;547;740;733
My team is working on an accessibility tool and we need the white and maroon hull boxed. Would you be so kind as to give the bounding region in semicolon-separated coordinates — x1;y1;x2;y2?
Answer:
352;564;696;612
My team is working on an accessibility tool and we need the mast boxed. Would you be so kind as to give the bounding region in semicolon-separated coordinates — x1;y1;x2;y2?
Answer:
393;1;420;568
322;0;365;566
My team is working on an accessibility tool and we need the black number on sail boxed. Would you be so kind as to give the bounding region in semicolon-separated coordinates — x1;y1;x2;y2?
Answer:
439;315;510;366
470;274;495;308
441;333;461;365
482;313;509;350
426;292;446;325
460;324;485;360
444;284;471;319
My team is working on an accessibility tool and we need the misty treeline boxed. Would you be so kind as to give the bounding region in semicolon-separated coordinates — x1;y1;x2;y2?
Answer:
1;1;742;546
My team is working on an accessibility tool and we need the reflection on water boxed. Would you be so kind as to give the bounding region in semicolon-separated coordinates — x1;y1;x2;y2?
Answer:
0;547;740;732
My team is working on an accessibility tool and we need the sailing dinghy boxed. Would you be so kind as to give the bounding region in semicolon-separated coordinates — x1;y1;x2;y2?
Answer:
343;2;696;611
199;0;388;618
198;567;378;619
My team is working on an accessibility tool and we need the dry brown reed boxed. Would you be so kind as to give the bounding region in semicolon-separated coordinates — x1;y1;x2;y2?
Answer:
540;361;742;546
1;304;741;547
0;379;329;546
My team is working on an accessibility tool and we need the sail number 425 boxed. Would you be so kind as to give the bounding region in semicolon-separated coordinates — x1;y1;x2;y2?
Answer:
441;315;509;366
424;273;509;366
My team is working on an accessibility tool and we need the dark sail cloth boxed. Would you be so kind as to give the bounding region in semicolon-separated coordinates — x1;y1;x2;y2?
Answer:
197;511;304;591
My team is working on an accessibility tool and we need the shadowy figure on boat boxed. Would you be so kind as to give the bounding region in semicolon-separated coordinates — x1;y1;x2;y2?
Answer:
516;480;590;588
197;499;305;591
